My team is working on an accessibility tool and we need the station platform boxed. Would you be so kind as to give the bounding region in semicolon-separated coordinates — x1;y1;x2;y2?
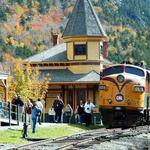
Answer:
0;117;18;125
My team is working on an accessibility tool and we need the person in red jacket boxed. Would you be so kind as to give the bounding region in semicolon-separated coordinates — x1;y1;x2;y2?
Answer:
25;98;33;125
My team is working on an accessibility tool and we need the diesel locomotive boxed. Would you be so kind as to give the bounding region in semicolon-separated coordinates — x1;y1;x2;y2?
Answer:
99;64;150;127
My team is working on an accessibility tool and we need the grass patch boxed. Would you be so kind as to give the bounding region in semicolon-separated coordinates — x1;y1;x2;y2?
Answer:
0;124;101;144
0;129;25;144
28;124;85;139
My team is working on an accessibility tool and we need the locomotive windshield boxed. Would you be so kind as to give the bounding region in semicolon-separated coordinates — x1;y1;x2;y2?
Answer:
103;66;123;76
125;66;144;77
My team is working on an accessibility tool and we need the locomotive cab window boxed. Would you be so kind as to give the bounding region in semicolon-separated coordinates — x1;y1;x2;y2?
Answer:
125;66;144;77
103;66;123;77
74;44;87;55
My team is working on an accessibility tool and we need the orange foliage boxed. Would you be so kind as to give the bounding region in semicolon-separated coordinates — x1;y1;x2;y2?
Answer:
50;7;64;23
22;5;29;14
12;14;20;23
3;23;12;32
3;53;17;65
52;15;62;23
41;15;51;24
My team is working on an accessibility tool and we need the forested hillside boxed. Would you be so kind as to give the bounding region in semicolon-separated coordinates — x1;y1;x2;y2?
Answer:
0;0;150;66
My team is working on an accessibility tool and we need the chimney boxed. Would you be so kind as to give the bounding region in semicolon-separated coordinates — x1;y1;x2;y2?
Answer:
51;29;59;46
103;41;108;58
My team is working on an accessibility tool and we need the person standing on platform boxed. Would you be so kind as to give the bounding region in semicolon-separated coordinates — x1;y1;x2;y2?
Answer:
77;100;85;124
48;107;55;123
65;104;73;123
31;104;40;133
53;95;64;123
14;94;24;121
36;98;43;125
11;95;17;119
84;100;95;126
25;99;33;125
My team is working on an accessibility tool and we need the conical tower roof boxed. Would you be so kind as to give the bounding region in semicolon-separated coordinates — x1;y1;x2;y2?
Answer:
63;0;107;38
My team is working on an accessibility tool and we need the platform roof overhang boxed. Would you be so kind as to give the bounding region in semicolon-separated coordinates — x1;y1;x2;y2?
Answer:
40;69;100;84
0;72;8;80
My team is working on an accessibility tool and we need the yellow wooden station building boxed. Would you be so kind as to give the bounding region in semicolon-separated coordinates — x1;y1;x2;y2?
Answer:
25;0;109;113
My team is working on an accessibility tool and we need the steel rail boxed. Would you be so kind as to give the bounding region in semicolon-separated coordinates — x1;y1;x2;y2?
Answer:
13;126;149;150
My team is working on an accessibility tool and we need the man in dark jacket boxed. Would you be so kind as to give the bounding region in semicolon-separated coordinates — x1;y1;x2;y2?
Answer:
14;94;24;121
53;95;64;123
77;100;85;124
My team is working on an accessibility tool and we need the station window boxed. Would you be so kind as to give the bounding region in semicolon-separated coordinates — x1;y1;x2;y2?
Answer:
74;44;87;55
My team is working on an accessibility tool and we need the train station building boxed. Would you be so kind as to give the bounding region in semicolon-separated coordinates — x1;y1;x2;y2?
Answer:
25;0;109;113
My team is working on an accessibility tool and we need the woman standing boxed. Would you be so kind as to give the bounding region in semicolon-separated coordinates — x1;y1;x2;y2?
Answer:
65;104;73;123
25;99;33;125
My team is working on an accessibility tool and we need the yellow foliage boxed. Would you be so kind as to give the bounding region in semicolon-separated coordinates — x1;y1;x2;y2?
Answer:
36;44;47;51
3;53;16;64
4;38;9;44
127;45;133;52
4;36;20;47
14;3;25;16
110;47;117;53
141;36;146;41
106;2;118;11
23;35;32;46
15;23;23;35
94;6;102;13
112;26;137;38
19;42;25;48
6;59;49;101
109;36;117;41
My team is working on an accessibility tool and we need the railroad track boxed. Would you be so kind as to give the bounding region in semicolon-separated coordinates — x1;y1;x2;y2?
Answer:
12;126;150;150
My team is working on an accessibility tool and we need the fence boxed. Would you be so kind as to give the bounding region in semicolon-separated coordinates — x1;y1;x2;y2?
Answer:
0;101;23;126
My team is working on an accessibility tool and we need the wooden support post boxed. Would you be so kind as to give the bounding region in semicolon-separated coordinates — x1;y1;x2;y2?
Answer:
9;103;11;127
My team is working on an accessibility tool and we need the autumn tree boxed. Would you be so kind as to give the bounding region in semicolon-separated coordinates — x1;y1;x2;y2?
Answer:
25;63;50;101
3;53;49;102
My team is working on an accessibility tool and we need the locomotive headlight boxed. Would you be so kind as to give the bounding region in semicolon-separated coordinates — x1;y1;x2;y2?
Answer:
117;75;125;83
133;86;145;92
108;99;112;104
99;85;108;90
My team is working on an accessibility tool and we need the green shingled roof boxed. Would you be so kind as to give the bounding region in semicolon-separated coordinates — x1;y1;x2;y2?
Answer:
25;43;67;62
40;69;100;83
63;0;106;37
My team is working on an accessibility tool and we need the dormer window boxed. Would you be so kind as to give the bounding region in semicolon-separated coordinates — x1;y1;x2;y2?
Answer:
74;44;87;55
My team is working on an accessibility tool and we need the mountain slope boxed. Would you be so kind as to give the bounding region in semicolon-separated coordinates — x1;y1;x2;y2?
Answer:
0;0;150;66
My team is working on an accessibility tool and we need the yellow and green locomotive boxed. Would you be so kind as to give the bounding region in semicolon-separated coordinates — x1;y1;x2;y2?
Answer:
99;64;150;127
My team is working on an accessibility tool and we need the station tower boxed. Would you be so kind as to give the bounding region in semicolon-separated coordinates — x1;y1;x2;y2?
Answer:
25;0;108;115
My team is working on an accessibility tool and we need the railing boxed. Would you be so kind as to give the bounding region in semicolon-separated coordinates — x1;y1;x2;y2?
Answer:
0;101;24;126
